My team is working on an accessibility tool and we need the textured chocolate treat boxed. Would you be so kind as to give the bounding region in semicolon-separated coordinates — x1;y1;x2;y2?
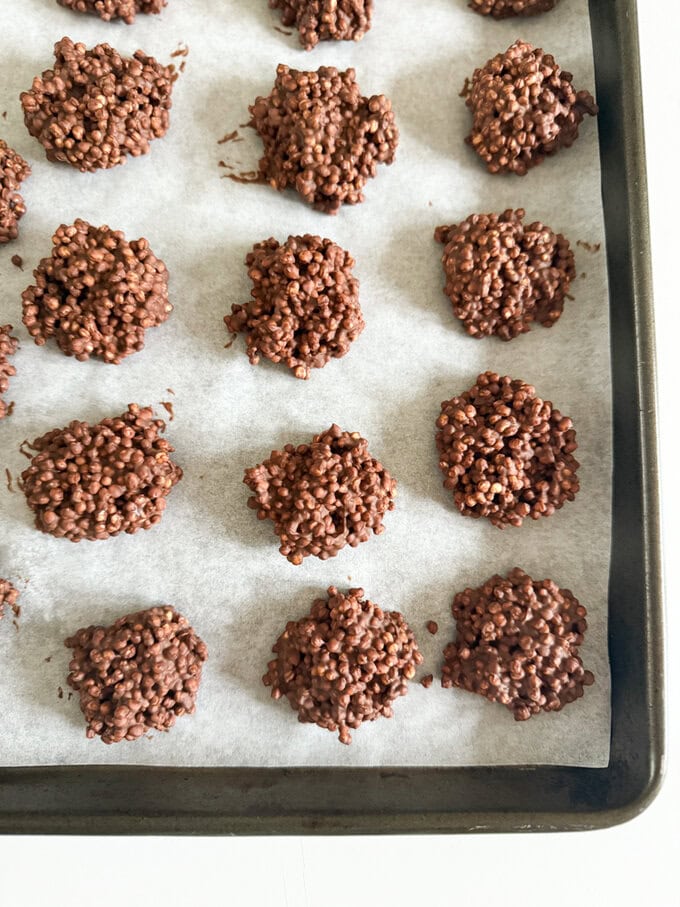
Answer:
469;0;558;16
434;209;575;340
245;424;396;564
21;404;182;541
249;65;398;213
264;586;422;743
225;234;364;379
466;40;598;175
57;0;167;23
270;0;373;50
66;606;207;744
21;37;175;172
22;220;171;364
0;578;20;621
435;372;579;527
442;568;594;720
0;325;18;421
0;139;31;245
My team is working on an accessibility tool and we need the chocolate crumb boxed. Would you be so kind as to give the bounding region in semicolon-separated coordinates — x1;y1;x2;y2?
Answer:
264;586;422;743
6;401;14;418
442;568;594;720
5;468;13;493
469;0;559;16
226;235;364;379
1;140;31;245
0;578;20;621
56;0;168;23
159;400;175;421
11;254;23;270
170;43;189;58
217;131;240;145
1;112;6;119
576;240;601;253
273;26;293;36
270;0;373;50
420;674;434;689
426;620;439;635
65;605;208;743
179;61;187;74
12;619;19;631
436;371;580;528
44;656;52;663
224;335;236;349
458;76;472;98
19;440;34;460
21;37;175;172
245;424;396;564
166;387;175;395
0;325;19;421
68;692;73;700
57;686;64;699
580;272;587;279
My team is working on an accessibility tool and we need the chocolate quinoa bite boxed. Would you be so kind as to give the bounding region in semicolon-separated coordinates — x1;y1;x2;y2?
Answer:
225;235;364;379
465;39;598;175
442;568;594;720
21;404;182;541
270;0;373;50
0;325;18;421
264;586;422;744
469;0;559;17
0;139;31;245
21;37;175;172
434;209;575;340
249;65;398;214
66;606;207;744
22;220;171;364
0;579;20;621
57;0;167;23
245;424;396;565
435;372;579;528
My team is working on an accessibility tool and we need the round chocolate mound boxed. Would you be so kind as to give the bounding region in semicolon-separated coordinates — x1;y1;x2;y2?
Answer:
264;585;422;743
465;39;598;175
469;0;558;17
0;578;20;622
0;139;31;245
442;568;594;720
22;220;171;364
21;37;175;172
249;65;398;214
435;372;579;527
0;325;18;421
225;235;364;379
57;0;167;23
244;424;396;564
21;404;182;542
434;209;575;340
270;0;373;50
66;606;207;744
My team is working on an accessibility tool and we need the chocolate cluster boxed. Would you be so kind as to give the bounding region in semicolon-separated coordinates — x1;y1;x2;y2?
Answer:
264;586;422;743
22;220;171;364
270;0;373;50
0;325;18;421
21;37;175;172
434;209;575;340
465;40;598;175
0;579;20;622
469;0;558;16
0;139;31;245
435;372;579;527
244;424;396;564
66;606;208;744
249;65;398;213
57;0;167;23
442;568;594;720
225;235;364;379
21;404;182;541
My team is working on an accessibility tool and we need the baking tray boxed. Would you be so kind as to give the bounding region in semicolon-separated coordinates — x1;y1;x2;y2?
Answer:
0;0;663;834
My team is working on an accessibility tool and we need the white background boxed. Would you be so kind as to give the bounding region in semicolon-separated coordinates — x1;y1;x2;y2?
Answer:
2;2;678;905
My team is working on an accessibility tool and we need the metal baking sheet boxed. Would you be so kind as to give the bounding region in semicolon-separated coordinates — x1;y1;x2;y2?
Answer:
0;0;663;832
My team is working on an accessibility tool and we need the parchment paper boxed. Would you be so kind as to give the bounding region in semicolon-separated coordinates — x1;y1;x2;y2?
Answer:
0;0;611;767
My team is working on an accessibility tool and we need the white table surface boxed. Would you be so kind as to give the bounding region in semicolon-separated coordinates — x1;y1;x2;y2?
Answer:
3;3;678;905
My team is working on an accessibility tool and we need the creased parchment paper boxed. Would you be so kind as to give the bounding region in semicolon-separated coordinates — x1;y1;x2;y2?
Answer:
0;0;611;767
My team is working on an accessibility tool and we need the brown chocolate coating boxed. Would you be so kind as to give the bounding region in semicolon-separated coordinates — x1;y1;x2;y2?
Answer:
244;424;396;564
22;220;171;364
0;578;20;621
434;209;575;340
466;40;598;175
0;325;18;421
66;606;207;744
442;568;594;720
469;0;558;17
264;586;422;743
249;65;398;213
57;0;167;23
21;404;182;541
270;0;373;50
435;372;579;528
225;234;364;379
0;139;30;245
21;37;175;172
